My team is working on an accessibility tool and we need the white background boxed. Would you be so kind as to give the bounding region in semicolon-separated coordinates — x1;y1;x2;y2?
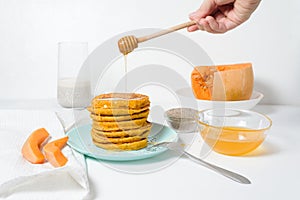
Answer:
0;0;299;105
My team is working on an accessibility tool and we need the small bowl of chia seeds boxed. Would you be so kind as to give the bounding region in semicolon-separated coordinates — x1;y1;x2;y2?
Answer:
164;108;199;133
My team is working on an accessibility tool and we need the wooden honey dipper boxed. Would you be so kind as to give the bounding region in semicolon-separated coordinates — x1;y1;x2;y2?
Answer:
118;21;196;55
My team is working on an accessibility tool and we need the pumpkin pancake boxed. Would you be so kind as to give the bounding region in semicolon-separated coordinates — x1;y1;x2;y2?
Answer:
90;109;149;122
87;105;149;116
92;138;148;151
91;93;150;109
88;93;151;151
91;130;150;144
92;122;152;137
92;118;148;131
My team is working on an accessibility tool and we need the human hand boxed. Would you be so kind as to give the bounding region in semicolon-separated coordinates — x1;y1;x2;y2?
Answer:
188;0;261;33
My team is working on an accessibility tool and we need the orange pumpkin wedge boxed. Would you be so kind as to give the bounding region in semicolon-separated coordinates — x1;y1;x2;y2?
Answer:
21;128;50;164
191;63;254;101
43;136;69;168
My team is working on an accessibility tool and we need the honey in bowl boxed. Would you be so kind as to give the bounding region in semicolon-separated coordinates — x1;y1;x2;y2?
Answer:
201;126;266;156
198;109;272;156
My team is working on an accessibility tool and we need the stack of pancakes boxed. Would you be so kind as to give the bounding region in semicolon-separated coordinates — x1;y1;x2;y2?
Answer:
87;93;151;151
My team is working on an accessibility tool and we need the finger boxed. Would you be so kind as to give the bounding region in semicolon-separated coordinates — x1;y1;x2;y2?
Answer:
187;25;199;32
206;16;224;33
215;0;234;6
215;10;226;21
215;11;238;31
200;18;215;33
197;0;218;17
188;11;202;32
218;4;233;17
189;12;201;21
188;22;205;32
189;0;217;21
197;24;205;31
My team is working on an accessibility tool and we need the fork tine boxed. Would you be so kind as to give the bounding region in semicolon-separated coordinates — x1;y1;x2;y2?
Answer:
151;141;171;148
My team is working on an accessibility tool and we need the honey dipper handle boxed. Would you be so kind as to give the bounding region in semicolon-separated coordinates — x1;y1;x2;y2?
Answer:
137;21;196;43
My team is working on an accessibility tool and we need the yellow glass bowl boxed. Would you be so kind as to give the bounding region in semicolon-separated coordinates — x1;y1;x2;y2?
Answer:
198;109;272;156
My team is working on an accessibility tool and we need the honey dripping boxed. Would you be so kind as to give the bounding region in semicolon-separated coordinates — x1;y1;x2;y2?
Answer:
124;54;128;92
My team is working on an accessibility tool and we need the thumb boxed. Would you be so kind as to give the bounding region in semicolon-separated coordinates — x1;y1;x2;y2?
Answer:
191;0;217;19
189;11;202;21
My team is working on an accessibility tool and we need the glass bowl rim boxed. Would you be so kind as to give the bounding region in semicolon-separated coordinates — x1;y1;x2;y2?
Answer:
198;108;272;132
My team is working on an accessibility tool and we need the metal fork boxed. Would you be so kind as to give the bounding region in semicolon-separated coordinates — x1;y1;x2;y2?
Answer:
151;142;251;184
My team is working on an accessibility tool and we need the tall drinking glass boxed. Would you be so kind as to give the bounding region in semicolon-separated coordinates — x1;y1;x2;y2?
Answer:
57;42;91;108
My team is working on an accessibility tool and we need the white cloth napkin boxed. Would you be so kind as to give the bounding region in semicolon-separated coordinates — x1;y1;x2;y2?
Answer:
0;110;90;199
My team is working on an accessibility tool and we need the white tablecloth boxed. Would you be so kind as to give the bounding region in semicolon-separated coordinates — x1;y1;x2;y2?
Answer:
0;110;90;199
0;100;299;200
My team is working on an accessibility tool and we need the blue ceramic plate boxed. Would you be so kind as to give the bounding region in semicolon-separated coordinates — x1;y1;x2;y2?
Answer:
66;123;178;161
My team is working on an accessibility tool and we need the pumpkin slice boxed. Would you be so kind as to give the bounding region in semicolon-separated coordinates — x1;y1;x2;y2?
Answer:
21;128;50;164
43;136;69;168
191;63;254;101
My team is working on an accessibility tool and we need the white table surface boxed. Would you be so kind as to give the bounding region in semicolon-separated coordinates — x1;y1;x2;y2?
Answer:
0;99;299;200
